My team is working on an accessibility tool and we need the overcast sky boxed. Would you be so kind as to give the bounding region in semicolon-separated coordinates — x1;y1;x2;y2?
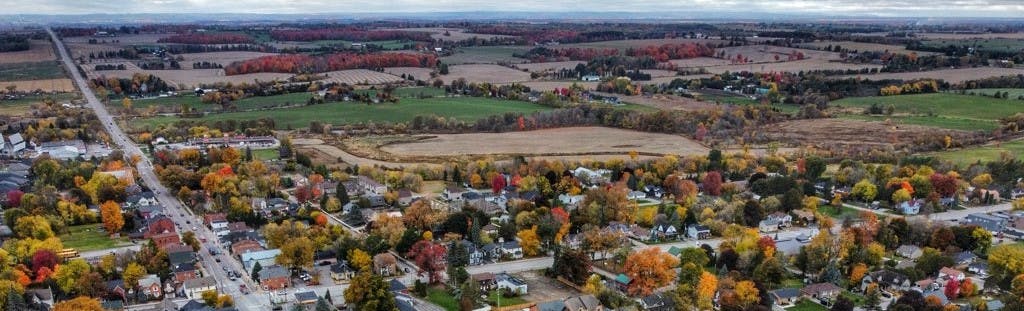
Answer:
4;0;1024;17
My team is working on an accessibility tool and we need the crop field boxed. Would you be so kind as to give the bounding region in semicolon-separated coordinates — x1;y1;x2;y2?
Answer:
2;78;74;92
506;81;599;91
355;87;446;98
667;57;731;68
715;45;842;63
512;61;585;72
126;92;312;112
379;126;709;158
64;33;166;44
918;38;1024;53
559;38;728;50
703;58;881;74
833;66;1024;84
384;67;434;80
131;96;553;130
440;46;530;65
150;69;293;89
178;51;280;65
82;61;144;80
0;93;75;115
378;27;515;41
321;69;404;85
444;64;531;84
915;32;1024;40
0;40;55;64
928;139;1024;166
798;40;927;54
0;61;66;81
964;88;1024;99
640;69;679;78
761;118;968;149
832;92;1024;131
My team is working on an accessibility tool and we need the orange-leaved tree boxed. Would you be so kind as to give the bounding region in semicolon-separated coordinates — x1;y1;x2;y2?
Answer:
624;248;679;296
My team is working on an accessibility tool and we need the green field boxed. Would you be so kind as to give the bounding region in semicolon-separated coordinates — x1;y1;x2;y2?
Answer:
0;61;66;81
126;92;313;112
59;224;132;252
441;46;530;65
0;93;75;115
486;290;529;307
355;87;447;99
253;148;280;161
131;96;553;130
426;287;459;311
833;93;1024;131
920;38;1024;53
790;300;828;311
821;205;861;221
965;88;1024;99
928;139;1024;166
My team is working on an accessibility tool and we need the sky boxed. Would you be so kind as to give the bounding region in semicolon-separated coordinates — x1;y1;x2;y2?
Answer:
3;0;1024;18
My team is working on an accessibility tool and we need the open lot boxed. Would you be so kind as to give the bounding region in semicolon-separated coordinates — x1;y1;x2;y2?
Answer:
600;92;719;111
505;81;599;91
440;46;530;65
915;32;1024;40
668;56;732;68
799;40;930;54
379;27;515;41
131;96;553;130
444;64;532;84
703;58;881;74
0;61;67;81
64;33;166;44
150;69;292;89
384;67;435;80
832;93;1023;131
917;38;1024;53
0;40;55;64
833;66;1024;84
0;93;75;115
379;126;709;158
716;45;842;62
559;38;728;49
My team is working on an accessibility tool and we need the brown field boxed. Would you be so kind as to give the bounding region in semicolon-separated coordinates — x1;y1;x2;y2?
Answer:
82;61;145;80
668;57;732;68
559;38;729;50
512;61;585;72
915;32;1024;40
67;43;125;59
833;66;1024;83
444;64;531;84
178;51;279;65
798;41;933;55
380;126;709;158
150;69;292;88
384;67;435;80
703;59;882;74
292;138;442;170
640;69;679;78
2;79;75;92
0;40;55;64
716;45;842;63
321;69;404;85
760;118;965;149
379;27;515;41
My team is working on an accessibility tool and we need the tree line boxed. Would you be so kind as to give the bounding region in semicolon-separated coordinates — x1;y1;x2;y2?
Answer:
157;33;255;45
222;52;437;75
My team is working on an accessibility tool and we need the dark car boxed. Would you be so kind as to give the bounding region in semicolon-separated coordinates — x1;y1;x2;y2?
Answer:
319;261;332;266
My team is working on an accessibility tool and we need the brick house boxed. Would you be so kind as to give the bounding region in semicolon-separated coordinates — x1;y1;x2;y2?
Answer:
258;265;291;290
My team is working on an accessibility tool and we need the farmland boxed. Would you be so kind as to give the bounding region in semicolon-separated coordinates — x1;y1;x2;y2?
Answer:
512;61;585;72
124;92;312;112
0;93;76;115
0;40;55;64
321;69;404;85
760;118;972;152
715;45;842;62
130;96;553;130
914;32;1024;40
440;46;530;65
928;139;1024;166
832;93;1024;131
834;66;1024;84
177;51;280;65
443;64;531;84
917;38;1024;53
1;78;75;92
149;69;292;89
378;126;709;159
799;40;926;54
668;56;732;68
559;38;728;50
384;67;434;80
0;61;66;81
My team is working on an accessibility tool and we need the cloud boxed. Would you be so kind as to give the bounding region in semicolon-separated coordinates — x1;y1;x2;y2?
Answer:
4;0;1023;17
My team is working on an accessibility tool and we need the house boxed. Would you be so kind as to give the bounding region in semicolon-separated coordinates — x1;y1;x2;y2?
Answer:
758;219;781;233
581;75;601;82
965;213;1006;234
167;248;196;267
203;213;228;230
896;245;923;259
861;270;911;292
36;140;86;160
572;167;611;186
643;185;665;199
373;253;399;276
231;239;264;255
227;221;251;233
650;224;678;240
294;291;318;305
986;300;1005;311
769;288;800;306
150;232;181;249
938;267;965;282
496;273;528;295
397;189;414;206
481;224;499;236
922;290;948;305
258;265;291;290
2;133;25;155
968;262;989;276
627;191;647;200
444;186;468;201
26;288;53;308
471;272;497;291
558;194;585;209
916;278;940;292
138;274;162;299
457;240;484;265
105;279;127;300
173;263;199;284
639;292;674;311
687;224;711;239
613;274;631;292
241;249;281;272
563;294;603;311
142;216;175;238
499;240;523;259
126;192;157;208
357;176;387;195
954;251;977;266
766;212;792;227
331;261;352;281
899;199;922;215
792;209;816;225
182;277;217;299
800;282;841;301
137;205;164;220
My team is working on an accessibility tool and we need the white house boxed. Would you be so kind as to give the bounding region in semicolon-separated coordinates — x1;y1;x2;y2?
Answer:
241;249;281;272
496;273;528;295
357;176;387;195
183;277;217;299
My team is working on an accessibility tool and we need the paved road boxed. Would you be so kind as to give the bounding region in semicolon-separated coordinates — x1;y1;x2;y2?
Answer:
48;28;269;310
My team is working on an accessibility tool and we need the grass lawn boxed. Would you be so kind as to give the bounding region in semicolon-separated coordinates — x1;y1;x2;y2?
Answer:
0;93;75;115
790;299;828;311
252;148;280;161
821;205;861;220
0;61;67;81
131;97;554;130
59;224;132;252
927;139;1024;166
486;291;529;307
966;88;1024;99
841;291;865;305
426;287;459;311
776;277;805;289
833;93;1022;131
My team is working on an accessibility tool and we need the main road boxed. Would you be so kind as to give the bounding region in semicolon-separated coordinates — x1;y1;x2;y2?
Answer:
47;28;269;310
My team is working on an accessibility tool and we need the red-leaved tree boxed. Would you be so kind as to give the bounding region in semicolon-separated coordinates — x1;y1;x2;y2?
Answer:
945;278;960;300
407;240;446;284
6;190;23;207
703;171;723;196
491;174;507;194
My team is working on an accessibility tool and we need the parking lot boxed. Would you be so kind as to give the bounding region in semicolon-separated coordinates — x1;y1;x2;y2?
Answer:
515;271;580;303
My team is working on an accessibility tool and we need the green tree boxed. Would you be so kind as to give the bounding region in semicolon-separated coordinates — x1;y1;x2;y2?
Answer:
343;271;398;311
852;179;878;201
54;258;91;294
458;277;480;311
251;261;263;282
122;263;147;289
182;231;200;252
336;182;350;206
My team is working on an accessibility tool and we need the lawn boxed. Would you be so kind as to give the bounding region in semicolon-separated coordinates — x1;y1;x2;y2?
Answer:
0;93;75;115
0;61;67;81
790;299;828;311
356;87;448;99
486;290;529;307
59;224;132;252
252;148;280;161
821;205;862;221
833;93;1023;131
927;139;1024;166
426;287;459;311
130;97;554;130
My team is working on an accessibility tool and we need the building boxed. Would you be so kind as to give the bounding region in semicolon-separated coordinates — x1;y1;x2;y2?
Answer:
499;240;523;260
496;273;528;295
938;267;965;282
150;232;181;249
965;213;1007;234
125;191;157;208
639;293;674;311
330;262;352;281
580;75;601;82
182;277;216;300
687;224;711;239
173;263;199;284
471;272;497;291
900;199;922;215
444;186;469;201
800;283;841;301
861;270;911;292
758;219;782;233
36;140;86;160
241;249;281;273
2;133;25;155
138;274;162;299
896;245;923;259
563;295;603;311
954;251;978;266
231;239;264;255
769;288;800;307
203;213;228;231
258;265;291;290
294;291;318;305
766;212;792;227
357;175;387;195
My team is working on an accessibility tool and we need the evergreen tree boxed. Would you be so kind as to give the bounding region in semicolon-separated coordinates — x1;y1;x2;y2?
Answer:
336;182;350;206
251;261;263;282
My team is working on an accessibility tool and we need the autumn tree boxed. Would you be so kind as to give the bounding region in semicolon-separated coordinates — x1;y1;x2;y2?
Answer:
581;185;635;226
277;236;316;270
53;296;103;311
99;201;124;234
349;249;372;271
408;240;446;284
624;248;679;296
517;225;541;257
122;263;147;289
849;263;869;285
403;200;443;230
703;171;723;196
733;280;760;309
695;271;718;310
371;214;407;246
852;179;878;202
54;258;91;294
552;248;592;285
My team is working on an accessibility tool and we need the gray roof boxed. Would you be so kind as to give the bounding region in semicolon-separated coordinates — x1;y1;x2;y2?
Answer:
564;295;602;310
183;277;216;289
258;265;290;280
770;288;801;300
294;291;318;302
